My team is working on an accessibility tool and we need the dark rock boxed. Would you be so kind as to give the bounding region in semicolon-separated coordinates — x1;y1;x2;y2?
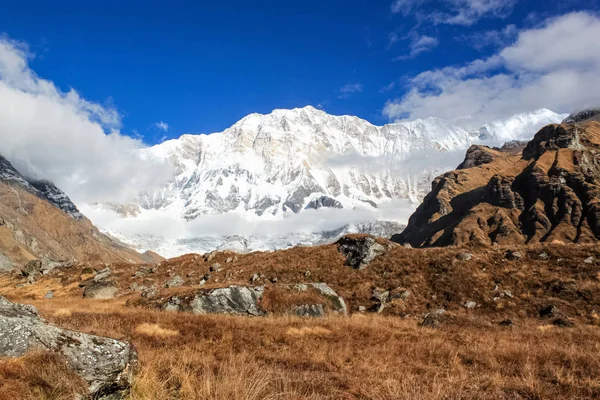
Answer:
562;109;600;123
337;236;387;270
505;250;523;261
305;196;343;210
539;305;558;319
457;145;495;170
499;319;513;326
552;318;575;327
0;296;136;397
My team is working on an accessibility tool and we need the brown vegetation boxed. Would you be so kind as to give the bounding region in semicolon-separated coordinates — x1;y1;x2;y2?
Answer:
2;296;600;399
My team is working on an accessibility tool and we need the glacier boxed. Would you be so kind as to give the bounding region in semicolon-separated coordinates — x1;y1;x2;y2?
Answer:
85;106;566;258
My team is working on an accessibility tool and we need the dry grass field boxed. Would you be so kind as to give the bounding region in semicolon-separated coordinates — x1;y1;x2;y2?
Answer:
2;241;600;399
1;296;600;400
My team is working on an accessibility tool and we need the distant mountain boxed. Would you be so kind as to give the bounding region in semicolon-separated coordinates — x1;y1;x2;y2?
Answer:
393;117;600;247
0;155;160;271
95;106;566;256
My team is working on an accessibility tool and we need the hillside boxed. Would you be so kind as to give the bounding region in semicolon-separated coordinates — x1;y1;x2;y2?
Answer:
0;155;160;271
392;117;600;247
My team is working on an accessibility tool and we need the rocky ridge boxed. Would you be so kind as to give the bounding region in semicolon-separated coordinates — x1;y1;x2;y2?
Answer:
393;118;600;247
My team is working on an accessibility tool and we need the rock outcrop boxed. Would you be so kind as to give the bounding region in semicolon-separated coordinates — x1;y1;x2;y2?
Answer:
0;296;137;398
393;120;600;247
337;235;390;269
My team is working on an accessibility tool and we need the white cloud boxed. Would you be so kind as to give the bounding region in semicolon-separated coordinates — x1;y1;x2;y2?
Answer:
0;37;172;203
384;12;600;122
391;0;516;25
460;24;518;50
394;34;439;60
154;121;169;132
338;83;363;99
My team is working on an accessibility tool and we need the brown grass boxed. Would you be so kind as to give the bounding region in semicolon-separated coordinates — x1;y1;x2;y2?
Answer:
0;296;598;399
0;352;87;400
135;323;180;338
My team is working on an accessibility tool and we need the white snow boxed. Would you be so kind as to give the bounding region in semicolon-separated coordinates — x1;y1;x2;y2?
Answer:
85;106;567;257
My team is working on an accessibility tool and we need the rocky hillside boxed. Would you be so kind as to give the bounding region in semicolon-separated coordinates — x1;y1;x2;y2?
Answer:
0;155;160;271
392;116;600;247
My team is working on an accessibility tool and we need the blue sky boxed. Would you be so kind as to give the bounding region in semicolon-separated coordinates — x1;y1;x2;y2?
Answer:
0;0;599;145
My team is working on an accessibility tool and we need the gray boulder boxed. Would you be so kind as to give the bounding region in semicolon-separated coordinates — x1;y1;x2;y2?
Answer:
306;282;347;315
164;275;185;288
336;236;387;269
293;304;325;317
94;267;112;282
0;296;137;398
83;281;119;299
0;253;13;272
190;286;265;316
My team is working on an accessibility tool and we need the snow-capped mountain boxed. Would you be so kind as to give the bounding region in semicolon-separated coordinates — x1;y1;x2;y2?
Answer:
91;106;566;257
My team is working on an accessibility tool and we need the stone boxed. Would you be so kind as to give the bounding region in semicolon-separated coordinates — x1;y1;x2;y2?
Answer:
293;304;325;317
505;250;523;260
83;281;119;299
270;277;278;284
225;257;234;263
190;286;265;316
539;252;549;260
210;263;223;272
164;275;185;288
539;305;558;319
250;273;260;283
20;259;42;277
421;309;445;328
204;252;216;263
390;288;410;301
464;301;477;309
0;296;137;398
584;256;595;264
309;282;347;315
44;290;54;299
336;236;388;269
457;252;473;261
141;286;158;299
371;288;390;304
162;296;182;312
94;267;111;282
552;318;575;327
370;302;386;314
0;252;13;272
358;306;367;312
134;267;151;277
499;319;513;326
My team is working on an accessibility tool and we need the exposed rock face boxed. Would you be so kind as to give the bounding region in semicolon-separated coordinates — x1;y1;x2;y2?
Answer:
190;286;265;316
305;196;343;210
393;121;600;247
337;235;388;269
562;109;600;124
141;283;348;317
0;296;137;398
0;153;158;269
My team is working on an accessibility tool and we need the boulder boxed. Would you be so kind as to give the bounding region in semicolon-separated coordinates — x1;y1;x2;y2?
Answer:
83;281;119;299
307;282;347;315
421;309;445;328
94;267;112;282
293;304;325;317
457;252;473;261
336;236;387;270
0;296;137;398
0;253;13;272
164;275;185;288
190;286;265;316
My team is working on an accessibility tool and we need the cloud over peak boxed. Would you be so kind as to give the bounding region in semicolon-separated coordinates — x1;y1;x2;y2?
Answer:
384;11;600;122
0;37;171;204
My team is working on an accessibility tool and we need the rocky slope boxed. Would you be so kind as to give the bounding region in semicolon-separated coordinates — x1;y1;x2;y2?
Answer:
0;155;160;271
392;117;600;247
95;106;564;256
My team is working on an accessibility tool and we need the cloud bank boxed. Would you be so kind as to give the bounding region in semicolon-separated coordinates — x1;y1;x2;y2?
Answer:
384;12;600;122
0;37;171;203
